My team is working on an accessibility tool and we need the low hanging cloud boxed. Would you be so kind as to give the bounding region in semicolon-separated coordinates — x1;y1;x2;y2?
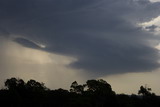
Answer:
0;37;87;89
0;0;160;76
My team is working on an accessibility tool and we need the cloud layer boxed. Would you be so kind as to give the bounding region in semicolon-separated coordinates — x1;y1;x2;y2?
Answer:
0;0;160;76
0;37;87;89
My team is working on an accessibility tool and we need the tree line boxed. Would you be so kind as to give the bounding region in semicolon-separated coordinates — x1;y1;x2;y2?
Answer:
0;77;160;107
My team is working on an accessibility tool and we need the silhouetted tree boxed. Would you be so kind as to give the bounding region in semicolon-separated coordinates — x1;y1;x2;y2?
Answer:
2;77;160;107
85;79;115;95
70;81;84;94
26;79;47;92
84;79;117;107
5;77;25;92
138;85;152;96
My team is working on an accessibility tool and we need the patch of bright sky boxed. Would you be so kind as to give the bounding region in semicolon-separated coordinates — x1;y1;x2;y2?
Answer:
140;16;160;27
139;15;160;35
150;0;160;2
139;15;160;49
101;69;160;95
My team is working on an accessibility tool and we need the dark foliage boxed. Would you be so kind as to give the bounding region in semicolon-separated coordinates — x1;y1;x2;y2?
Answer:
0;77;160;107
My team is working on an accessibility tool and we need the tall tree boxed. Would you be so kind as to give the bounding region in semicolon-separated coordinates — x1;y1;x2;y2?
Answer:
26;79;47;92
85;79;115;95
70;81;84;94
5;77;25;91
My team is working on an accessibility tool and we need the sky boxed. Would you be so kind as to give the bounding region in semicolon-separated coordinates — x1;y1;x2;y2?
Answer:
1;0;160;95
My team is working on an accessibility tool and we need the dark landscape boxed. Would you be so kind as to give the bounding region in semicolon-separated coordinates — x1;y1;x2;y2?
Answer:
0;77;159;107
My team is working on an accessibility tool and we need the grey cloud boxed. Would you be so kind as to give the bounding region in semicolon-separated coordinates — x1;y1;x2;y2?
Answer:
0;28;10;37
145;25;158;32
0;0;160;76
13;38;43;49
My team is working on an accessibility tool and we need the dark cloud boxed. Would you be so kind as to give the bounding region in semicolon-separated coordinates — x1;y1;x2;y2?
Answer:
0;0;160;76
0;28;9;37
145;25;158;32
13;37;43;49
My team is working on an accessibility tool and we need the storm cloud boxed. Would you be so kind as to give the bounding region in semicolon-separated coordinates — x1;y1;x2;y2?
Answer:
1;0;160;76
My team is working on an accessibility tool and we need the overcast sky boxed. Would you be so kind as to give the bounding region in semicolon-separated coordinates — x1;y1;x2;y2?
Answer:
1;0;160;94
